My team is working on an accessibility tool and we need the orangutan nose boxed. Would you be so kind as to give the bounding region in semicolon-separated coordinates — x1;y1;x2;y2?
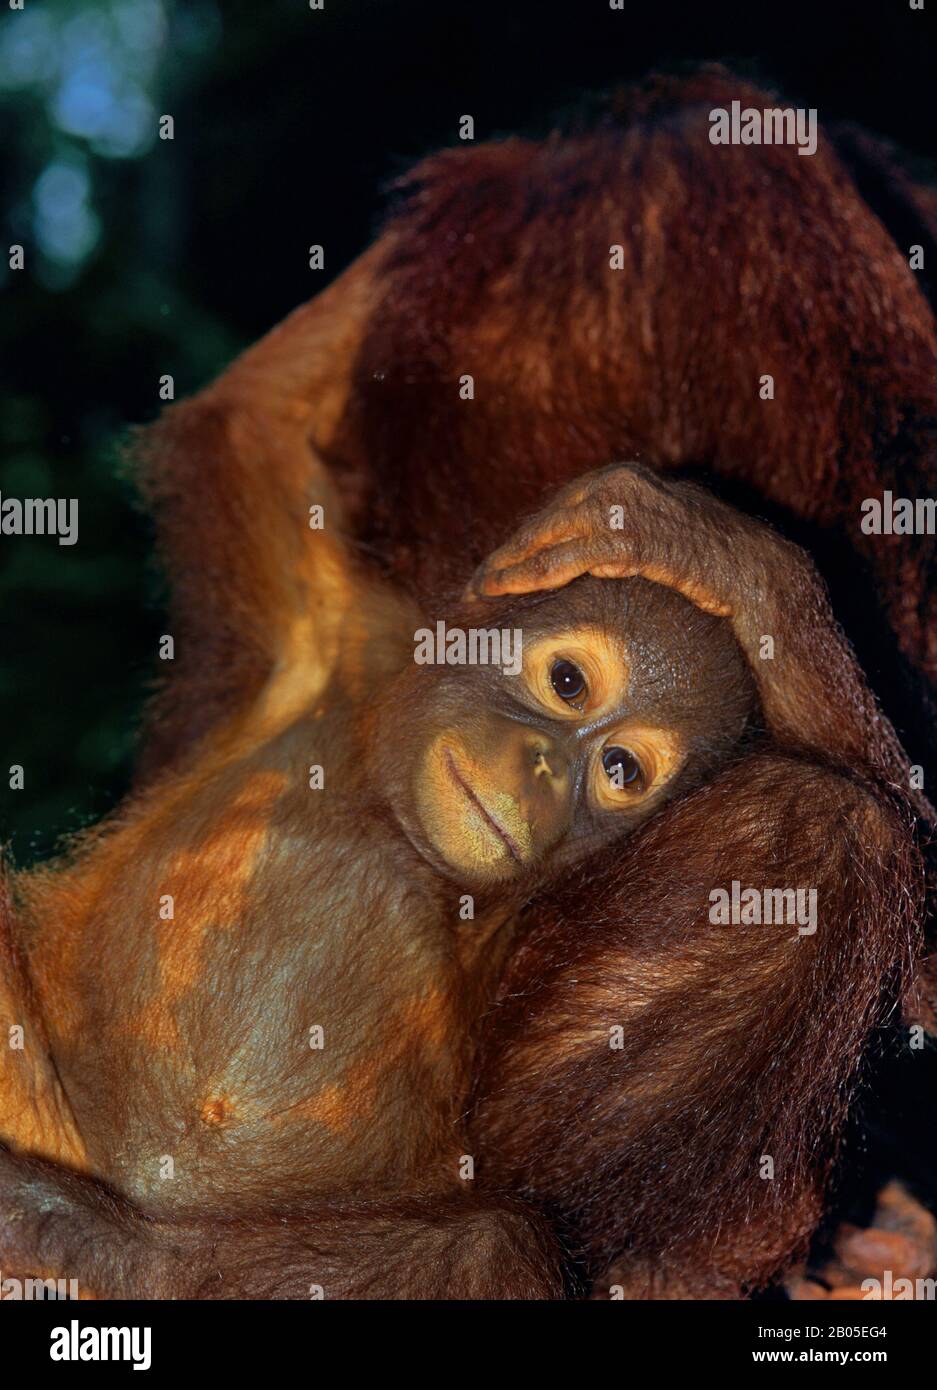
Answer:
528;739;567;784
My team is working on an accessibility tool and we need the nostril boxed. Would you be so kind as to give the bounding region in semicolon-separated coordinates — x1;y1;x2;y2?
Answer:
532;746;558;779
525;735;567;782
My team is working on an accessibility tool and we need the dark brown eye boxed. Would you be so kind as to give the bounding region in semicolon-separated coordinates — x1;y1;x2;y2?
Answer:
602;745;641;787
550;659;586;703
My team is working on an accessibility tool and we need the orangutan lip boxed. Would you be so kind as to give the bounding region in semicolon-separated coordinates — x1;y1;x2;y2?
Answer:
443;748;523;863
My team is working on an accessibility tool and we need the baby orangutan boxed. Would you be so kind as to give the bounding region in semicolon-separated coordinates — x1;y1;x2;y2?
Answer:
0;525;756;1299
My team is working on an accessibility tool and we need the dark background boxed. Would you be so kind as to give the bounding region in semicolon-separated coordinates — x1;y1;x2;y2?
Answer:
1;0;934;863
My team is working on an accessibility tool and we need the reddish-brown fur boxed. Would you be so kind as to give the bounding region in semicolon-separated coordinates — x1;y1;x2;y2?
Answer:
333;70;936;674
0;68;934;1299
471;755;922;1295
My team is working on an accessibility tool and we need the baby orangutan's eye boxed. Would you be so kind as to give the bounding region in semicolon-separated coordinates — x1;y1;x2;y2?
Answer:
550;659;587;703
602;745;642;789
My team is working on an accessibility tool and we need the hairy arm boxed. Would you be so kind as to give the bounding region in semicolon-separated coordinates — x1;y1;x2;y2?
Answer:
135;245;388;774
0;1147;563;1300
470;754;923;1295
467;470;928;1291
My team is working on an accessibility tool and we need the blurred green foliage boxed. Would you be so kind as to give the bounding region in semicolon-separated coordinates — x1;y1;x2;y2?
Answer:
0;0;238;862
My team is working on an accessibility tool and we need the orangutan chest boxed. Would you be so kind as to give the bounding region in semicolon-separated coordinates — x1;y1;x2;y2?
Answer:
62;827;465;1210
